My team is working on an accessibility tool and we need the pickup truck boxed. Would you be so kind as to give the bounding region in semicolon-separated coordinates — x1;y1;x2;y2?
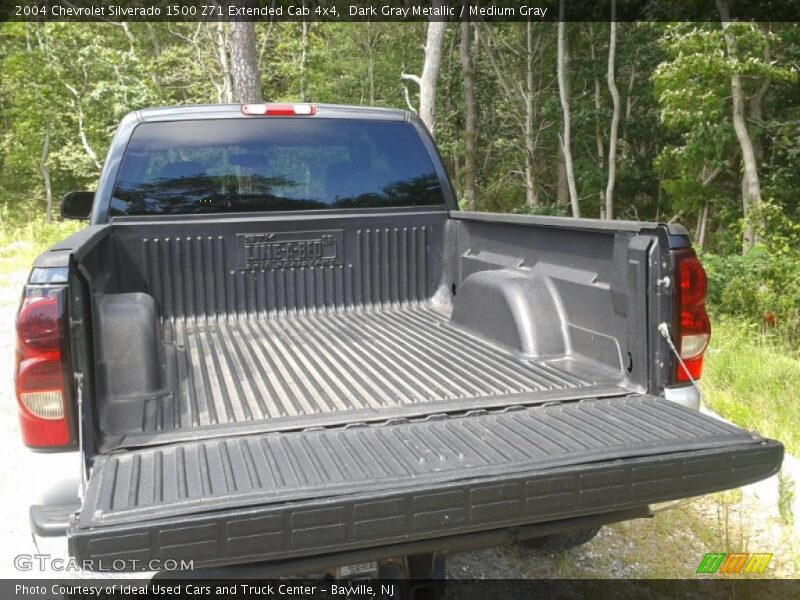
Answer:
16;103;782;581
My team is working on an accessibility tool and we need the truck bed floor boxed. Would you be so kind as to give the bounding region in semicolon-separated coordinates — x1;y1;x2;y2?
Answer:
116;307;629;447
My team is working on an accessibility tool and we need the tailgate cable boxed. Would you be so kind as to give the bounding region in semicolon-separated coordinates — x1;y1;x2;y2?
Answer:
75;372;87;498
657;322;705;405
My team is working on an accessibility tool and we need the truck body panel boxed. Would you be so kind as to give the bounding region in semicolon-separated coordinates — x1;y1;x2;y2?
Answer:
16;105;781;573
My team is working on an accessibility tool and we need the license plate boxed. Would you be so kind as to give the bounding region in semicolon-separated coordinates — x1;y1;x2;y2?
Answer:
336;561;378;578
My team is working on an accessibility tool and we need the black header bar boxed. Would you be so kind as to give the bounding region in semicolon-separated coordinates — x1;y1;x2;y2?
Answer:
3;1;799;23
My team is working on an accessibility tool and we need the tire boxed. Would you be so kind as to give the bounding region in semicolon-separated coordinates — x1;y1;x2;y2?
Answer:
377;558;409;599
375;554;446;600
408;553;446;580
519;526;601;552
407;553;446;600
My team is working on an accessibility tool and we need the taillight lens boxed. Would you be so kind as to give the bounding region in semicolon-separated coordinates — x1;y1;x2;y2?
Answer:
14;286;73;449
672;248;711;383
17;295;61;351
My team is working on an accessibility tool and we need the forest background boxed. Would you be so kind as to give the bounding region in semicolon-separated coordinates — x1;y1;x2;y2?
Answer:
1;14;799;456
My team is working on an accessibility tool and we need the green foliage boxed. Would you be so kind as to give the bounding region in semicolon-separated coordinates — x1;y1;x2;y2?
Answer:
703;318;800;455
653;22;798;250
0;209;83;285
750;199;800;256
0;20;797;258
777;470;795;527
702;247;800;349
0;218;80;251
510;203;567;217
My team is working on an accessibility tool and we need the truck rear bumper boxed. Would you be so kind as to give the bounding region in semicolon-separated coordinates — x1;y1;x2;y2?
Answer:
68;396;783;571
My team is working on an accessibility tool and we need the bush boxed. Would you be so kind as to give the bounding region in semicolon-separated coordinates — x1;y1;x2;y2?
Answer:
0;207;84;280
703;319;800;455
701;246;800;350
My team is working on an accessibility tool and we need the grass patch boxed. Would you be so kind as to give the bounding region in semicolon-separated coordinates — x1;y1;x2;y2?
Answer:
0;216;83;285
506;497;778;578
702;318;800;455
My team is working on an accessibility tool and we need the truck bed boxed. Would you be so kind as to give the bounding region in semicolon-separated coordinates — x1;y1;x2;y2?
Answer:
61;210;783;572
119;306;626;446
79;209;648;450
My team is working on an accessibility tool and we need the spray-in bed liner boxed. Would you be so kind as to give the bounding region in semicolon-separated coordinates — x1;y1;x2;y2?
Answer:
121;306;629;446
71;395;782;570
80;396;768;528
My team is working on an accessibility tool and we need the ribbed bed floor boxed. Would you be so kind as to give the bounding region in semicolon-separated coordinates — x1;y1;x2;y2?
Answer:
128;307;628;443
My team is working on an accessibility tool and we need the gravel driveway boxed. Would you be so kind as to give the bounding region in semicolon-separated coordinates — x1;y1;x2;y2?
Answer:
0;270;48;578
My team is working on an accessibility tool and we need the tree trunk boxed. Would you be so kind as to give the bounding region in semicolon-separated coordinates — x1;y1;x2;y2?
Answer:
695;164;722;249
749;77;769;164
451;153;461;199
299;20;308;102
459;20;477;211
216;23;233;103
230;21;262;103
696;200;710;250
605;4;621;220
716;0;763;254
557;143;569;209
365;23;376;105
748;27;770;164
418;17;445;133
624;65;636;124
65;85;102;171
523;20;538;208
39;122;53;224
557;8;580;217
589;24;605;217
401;3;446;134
146;24;162;89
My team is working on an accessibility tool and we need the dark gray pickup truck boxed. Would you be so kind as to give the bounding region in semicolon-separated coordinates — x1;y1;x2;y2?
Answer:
16;103;782;579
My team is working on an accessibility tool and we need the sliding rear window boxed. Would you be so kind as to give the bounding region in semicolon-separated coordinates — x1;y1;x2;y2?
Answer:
110;118;445;216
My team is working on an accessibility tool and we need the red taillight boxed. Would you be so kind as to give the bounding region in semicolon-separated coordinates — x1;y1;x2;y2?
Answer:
14;286;73;449
242;103;316;116
17;295;61;351
677;255;708;307
672;248;711;383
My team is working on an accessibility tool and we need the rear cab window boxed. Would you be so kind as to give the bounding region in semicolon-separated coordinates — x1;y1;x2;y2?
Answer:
110;118;445;216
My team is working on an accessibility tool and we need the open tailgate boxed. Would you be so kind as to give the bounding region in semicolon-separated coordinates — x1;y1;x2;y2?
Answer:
69;396;782;569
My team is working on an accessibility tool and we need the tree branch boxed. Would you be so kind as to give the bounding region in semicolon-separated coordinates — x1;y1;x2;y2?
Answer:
400;73;422;87
401;84;418;113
